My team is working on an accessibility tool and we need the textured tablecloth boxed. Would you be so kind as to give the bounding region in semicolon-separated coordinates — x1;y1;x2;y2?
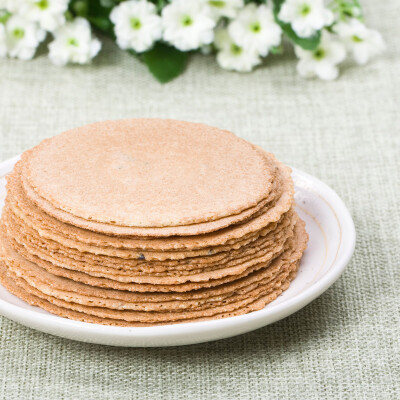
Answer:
0;1;399;398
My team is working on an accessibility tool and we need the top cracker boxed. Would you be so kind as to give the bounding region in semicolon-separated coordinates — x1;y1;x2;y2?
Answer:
23;119;274;229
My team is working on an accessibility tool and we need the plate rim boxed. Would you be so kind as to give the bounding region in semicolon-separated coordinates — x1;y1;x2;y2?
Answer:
0;155;356;344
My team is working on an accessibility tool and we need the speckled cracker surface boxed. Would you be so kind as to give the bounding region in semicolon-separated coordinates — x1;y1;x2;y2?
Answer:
23;119;274;228
20;147;288;237
0;119;309;325
0;221;306;324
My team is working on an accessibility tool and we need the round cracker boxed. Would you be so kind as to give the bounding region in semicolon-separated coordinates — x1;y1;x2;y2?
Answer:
23;119;274;228
20;149;292;237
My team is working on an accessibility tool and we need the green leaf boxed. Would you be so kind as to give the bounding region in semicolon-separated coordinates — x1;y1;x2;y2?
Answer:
330;0;363;20
272;0;321;51
280;24;321;50
99;0;118;7
71;0;88;17
270;44;284;55
88;1;114;36
148;0;168;13
87;16;113;36
70;0;115;37
244;0;267;4
142;43;189;83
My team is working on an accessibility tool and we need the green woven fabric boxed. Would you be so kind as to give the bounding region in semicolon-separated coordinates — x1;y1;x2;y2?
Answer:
0;1;399;398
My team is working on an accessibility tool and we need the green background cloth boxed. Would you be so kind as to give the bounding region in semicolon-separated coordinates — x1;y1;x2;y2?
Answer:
0;1;399;398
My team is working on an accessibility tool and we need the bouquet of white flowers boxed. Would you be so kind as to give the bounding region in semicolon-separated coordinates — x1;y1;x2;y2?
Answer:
0;0;385;82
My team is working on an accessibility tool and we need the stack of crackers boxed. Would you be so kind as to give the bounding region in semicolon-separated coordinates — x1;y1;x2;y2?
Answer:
0;119;308;326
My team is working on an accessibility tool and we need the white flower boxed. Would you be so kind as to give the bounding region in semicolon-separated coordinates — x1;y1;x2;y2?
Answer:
215;28;261;72
48;17;101;66
207;0;244;20
16;0;68;32
110;0;162;53
0;23;6;57
162;0;216;51
295;31;346;80
1;0;21;12
229;4;282;57
334;18;385;65
5;14;45;59
278;0;334;38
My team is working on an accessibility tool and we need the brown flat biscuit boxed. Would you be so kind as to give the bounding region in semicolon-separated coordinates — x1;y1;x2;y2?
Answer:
0;260;298;326
4;196;294;262
0;218;307;324
1;237;297;304
6;222;292;280
2;205;295;278
3;206;295;275
1;218;307;292
3;223;289;285
4;205;295;274
23;119;274;228
0;120;309;326
1;231;286;292
20;149;293;237
5;252;295;312
5;262;298;322
6;159;283;250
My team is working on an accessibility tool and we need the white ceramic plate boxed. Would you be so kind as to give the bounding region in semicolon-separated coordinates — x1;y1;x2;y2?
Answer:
0;155;355;347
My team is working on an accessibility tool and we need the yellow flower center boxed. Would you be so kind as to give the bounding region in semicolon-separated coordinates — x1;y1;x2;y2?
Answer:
313;48;325;60
68;38;79;47
181;15;193;27
36;0;49;10
130;17;142;30
231;44;242;55
250;22;261;33
300;4;311;16
13;28;25;39
209;1;225;7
